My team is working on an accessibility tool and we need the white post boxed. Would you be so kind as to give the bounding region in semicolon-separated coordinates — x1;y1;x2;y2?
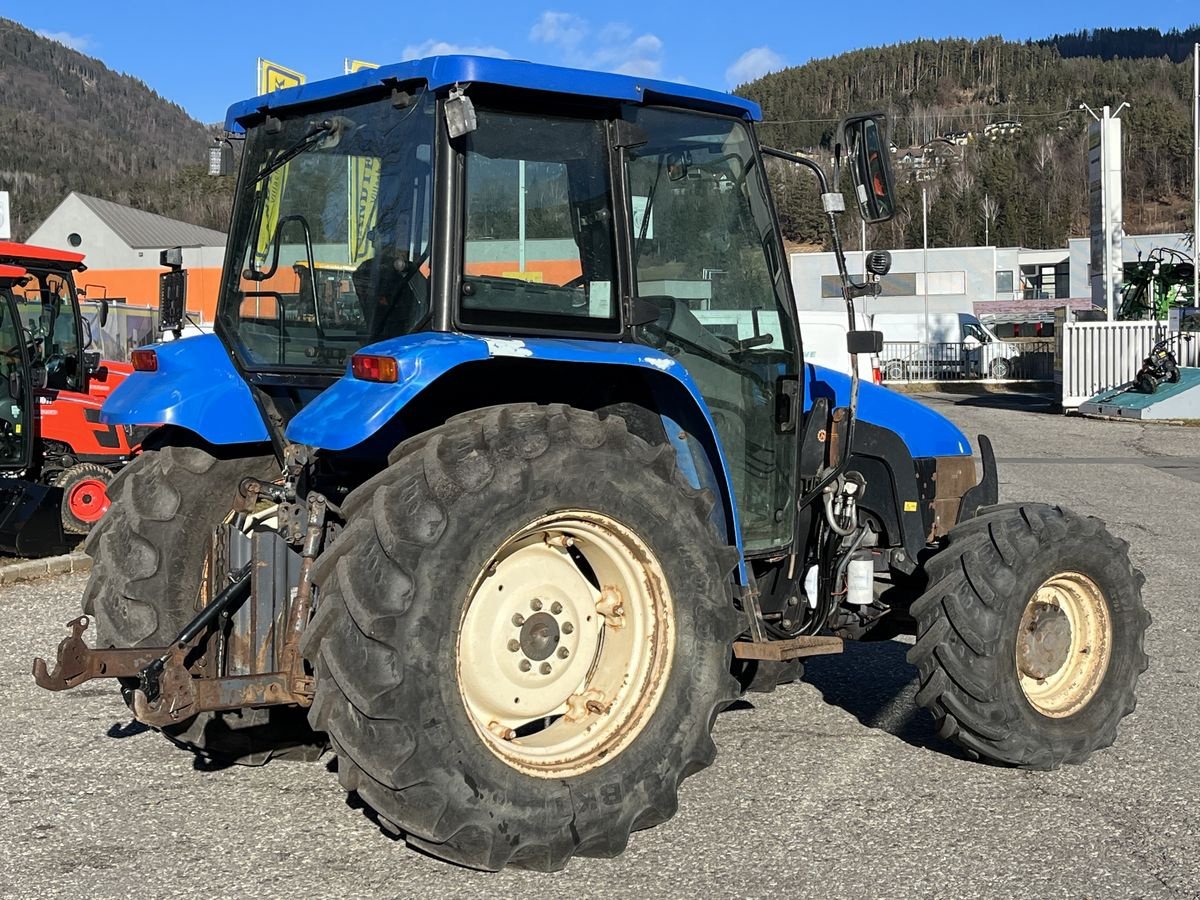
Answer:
1194;43;1199;307
1102;105;1114;320
518;159;527;273
922;186;930;345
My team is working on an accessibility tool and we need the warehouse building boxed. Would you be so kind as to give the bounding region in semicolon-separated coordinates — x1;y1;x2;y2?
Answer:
26;192;226;320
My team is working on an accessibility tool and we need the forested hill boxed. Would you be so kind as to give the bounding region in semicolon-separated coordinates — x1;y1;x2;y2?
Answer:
739;29;1198;251
0;18;230;240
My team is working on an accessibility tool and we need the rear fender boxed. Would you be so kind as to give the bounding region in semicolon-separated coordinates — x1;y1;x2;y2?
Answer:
286;333;746;578
99;334;270;445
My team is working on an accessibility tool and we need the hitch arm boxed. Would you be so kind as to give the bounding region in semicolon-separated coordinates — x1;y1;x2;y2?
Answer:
32;616;166;691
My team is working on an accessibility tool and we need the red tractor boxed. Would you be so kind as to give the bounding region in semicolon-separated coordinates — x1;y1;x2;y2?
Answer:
0;242;144;536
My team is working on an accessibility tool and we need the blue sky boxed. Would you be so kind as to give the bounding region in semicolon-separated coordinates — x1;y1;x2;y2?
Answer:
7;1;1197;123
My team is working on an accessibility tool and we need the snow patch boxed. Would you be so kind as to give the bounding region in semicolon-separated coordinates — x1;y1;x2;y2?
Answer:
484;338;534;358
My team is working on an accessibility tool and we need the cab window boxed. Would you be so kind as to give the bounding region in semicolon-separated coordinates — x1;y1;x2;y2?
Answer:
459;109;618;334
16;269;82;392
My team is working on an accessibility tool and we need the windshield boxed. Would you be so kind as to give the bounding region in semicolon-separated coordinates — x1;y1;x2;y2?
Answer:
962;321;990;344
15;267;82;392
218;88;435;370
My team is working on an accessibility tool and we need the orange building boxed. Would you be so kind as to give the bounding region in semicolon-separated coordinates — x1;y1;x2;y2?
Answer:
26;192;226;322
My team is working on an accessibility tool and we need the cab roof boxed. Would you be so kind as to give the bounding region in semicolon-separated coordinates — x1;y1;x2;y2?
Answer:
0;241;86;271
224;55;762;132
0;264;28;282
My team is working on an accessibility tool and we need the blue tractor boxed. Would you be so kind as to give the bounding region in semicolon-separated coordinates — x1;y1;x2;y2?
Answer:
34;57;1148;870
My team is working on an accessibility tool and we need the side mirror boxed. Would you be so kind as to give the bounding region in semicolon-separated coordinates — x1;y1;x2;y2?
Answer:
98;297;109;329
847;330;884;355
840;113;897;224
29;361;47;390
208;139;234;177
160;247;184;270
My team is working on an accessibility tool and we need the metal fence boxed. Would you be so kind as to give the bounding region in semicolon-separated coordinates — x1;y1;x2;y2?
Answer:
1057;322;1200;408
879;339;1055;382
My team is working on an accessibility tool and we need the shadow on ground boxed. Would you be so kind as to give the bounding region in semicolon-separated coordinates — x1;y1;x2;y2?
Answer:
799;639;966;760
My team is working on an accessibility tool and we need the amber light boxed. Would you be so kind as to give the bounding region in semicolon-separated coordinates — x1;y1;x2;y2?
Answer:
351;354;399;383
131;349;158;372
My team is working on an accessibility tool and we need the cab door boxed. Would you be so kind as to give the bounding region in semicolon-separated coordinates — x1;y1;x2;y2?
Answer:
0;282;35;472
622;108;801;554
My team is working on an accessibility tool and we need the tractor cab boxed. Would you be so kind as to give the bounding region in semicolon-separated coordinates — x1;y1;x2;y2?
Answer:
0;264;75;555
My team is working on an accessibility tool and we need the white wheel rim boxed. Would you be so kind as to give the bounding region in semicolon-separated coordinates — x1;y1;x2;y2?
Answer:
1016;571;1113;718
456;510;675;778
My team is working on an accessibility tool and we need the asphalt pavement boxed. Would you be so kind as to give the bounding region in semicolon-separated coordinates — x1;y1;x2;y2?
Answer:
2;392;1197;899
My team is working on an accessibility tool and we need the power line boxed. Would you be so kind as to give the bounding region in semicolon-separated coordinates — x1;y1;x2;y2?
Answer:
760;107;1084;125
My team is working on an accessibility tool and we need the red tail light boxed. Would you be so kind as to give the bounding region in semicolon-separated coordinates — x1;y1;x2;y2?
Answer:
351;354;399;383
872;365;883;385
131;349;158;372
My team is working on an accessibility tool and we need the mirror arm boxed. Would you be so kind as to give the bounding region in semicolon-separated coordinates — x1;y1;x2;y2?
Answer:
761;144;862;500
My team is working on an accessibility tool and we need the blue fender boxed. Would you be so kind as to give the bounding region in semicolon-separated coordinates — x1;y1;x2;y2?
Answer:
287;332;747;577
803;364;972;458
99;334;271;445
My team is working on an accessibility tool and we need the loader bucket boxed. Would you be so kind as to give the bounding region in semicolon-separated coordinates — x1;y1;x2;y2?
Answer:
0;479;74;557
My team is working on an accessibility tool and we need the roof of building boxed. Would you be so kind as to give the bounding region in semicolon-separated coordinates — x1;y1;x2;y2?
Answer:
73;193;226;249
0;240;86;269
225;54;761;131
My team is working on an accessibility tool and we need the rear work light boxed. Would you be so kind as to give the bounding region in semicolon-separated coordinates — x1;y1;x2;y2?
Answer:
351;354;399;383
130;349;158;372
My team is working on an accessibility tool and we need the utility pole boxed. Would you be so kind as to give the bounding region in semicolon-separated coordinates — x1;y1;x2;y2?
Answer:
922;185;930;345
1081;101;1129;319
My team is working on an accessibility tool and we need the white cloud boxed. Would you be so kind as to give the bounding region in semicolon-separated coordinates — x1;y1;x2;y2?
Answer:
528;11;664;79
36;29;90;52
725;46;785;87
530;12;587;49
401;39;511;61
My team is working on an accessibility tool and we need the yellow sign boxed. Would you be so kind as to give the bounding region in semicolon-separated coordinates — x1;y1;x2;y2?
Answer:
342;60;382;265
254;60;306;264
257;58;305;95
348;155;382;266
344;59;380;74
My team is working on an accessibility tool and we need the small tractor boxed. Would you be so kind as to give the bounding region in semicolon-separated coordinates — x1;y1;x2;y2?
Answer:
33;57;1148;870
0;242;143;536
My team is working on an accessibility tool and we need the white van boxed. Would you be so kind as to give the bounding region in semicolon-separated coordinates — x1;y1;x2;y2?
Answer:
794;310;881;383
694;308;880;382
871;311;1016;379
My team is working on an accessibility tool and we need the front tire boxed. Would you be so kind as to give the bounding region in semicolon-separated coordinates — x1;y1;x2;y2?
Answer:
907;504;1148;768
57;462;114;534
302;404;740;870
987;357;1011;379
82;443;326;765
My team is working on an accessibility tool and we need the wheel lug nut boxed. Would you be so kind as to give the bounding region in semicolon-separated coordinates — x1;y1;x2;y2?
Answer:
507;639;520;652
562;622;574;634
539;662;552;675
557;647;569;659
551;601;563;615
530;599;543;611
512;613;525;627
519;660;531;672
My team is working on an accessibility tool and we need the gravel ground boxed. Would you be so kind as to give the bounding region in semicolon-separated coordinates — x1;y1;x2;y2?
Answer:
2;393;1196;899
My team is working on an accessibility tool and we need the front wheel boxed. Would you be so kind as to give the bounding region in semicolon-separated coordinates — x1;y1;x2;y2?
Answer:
1137;372;1159;394
57;462;114;534
302;404;740;870
907;503;1148;768
987;357;1011;379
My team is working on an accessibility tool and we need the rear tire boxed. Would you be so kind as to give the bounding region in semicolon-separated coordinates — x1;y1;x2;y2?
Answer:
82;444;326;765
1137;373;1159;394
57;462;114;535
987;357;1011;379
302;404;740;870
907;504;1148;768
